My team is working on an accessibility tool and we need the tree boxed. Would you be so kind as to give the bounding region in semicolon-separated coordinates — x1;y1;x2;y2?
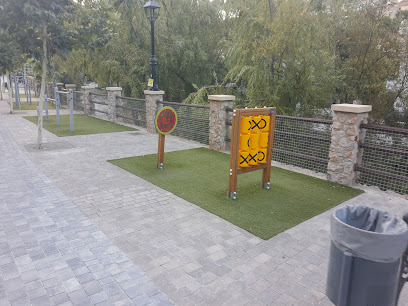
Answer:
0;0;73;148
55;0;227;101
328;0;408;125
225;0;337;116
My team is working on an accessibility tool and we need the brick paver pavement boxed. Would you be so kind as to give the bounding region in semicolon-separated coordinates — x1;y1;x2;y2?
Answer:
0;99;172;305
1;95;408;305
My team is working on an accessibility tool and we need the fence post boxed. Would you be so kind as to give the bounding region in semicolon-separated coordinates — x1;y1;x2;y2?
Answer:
107;87;122;122
69;89;74;132
28;77;32;105
81;85;96;115
327;104;372;185
55;87;61;126
144;90;165;133
44;94;49;121
208;95;235;152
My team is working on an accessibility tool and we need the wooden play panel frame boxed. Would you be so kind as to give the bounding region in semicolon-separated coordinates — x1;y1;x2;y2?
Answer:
228;107;277;199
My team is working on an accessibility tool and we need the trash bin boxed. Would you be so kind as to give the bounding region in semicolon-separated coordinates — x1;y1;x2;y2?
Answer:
326;206;408;306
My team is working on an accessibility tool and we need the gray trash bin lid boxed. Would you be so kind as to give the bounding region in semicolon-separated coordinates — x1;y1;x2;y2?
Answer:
331;205;408;263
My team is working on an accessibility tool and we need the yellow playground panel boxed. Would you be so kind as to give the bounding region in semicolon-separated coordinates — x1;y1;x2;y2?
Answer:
228;107;276;199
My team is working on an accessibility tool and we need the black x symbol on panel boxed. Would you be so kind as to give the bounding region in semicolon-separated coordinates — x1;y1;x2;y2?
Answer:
240;154;249;165
248;153;257;163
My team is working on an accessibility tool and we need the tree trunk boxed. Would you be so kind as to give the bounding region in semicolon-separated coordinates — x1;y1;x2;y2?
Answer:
38;23;48;150
8;71;13;114
0;74;3;100
268;0;274;23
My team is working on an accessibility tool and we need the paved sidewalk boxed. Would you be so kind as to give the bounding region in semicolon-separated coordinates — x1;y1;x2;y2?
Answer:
1;95;408;305
0;100;172;305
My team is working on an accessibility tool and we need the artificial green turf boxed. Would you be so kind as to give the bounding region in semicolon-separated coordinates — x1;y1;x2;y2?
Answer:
109;148;364;239
24;114;135;136
9;102;56;110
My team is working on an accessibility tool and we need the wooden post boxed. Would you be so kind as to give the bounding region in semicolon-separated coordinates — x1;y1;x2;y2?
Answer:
157;133;165;169
262;108;276;189
228;109;240;199
227;107;276;199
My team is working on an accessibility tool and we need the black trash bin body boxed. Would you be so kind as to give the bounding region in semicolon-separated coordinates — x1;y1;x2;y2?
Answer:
326;206;408;306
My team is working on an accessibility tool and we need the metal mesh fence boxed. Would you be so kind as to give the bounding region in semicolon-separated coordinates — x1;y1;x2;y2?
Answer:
357;124;408;194
116;97;146;128
74;91;84;112
157;101;210;145
273;116;333;173
226;114;332;173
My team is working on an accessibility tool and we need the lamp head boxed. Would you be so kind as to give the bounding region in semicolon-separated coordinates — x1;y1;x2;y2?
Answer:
143;0;161;22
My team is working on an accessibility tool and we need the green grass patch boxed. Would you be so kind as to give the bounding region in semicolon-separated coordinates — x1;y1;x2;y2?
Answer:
109;148;363;239
19;94;36;99
24;114;135;136
9;102;56;110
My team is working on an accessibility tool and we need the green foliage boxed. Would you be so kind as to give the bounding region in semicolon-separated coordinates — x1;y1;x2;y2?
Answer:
4;0;407;125
0;0;73;60
225;0;338;116
329;1;408;124
55;0;227;101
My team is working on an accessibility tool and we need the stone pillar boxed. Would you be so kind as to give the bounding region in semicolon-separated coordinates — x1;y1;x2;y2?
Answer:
81;85;96;116
144;90;165;133
107;87;122;122
65;84;76;92
327;104;372;185
208;95;235;152
56;82;64;92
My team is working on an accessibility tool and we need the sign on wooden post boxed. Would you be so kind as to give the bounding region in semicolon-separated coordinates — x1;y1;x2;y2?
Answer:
155;106;178;169
228;107;276;199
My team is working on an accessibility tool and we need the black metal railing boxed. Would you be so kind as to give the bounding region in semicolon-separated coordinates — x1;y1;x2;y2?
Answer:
116;96;147;128
157;101;210;145
89;92;109;115
357;124;408;194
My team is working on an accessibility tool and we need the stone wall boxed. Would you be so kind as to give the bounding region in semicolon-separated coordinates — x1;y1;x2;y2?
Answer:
76;87;375;188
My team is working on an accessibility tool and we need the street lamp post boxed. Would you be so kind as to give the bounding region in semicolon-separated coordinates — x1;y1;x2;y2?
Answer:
143;0;161;91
